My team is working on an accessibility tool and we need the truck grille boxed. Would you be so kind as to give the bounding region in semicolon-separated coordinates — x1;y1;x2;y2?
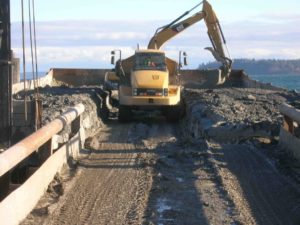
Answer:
133;88;168;96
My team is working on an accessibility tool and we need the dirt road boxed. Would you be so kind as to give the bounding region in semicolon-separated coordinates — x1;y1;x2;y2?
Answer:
37;122;153;225
210;142;300;225
22;120;300;225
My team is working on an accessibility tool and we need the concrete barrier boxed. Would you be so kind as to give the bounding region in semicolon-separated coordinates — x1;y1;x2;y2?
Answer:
279;103;300;161
52;68;109;87
12;68;283;93
180;69;226;88
279;103;300;124
280;128;300;160
12;70;53;94
0;128;85;225
175;69;283;90
225;70;284;90
0;104;85;178
0;104;86;225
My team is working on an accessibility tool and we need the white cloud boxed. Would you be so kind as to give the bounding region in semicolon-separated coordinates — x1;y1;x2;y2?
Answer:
13;45;137;70
94;32;147;40
11;17;300;70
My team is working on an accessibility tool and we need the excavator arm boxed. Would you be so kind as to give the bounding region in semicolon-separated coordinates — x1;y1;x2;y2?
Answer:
147;10;205;50
147;0;232;76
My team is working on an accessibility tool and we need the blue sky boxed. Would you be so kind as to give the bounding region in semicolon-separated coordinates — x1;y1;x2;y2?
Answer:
10;0;300;70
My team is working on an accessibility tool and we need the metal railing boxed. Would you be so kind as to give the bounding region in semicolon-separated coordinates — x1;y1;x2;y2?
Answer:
279;103;300;162
0;103;85;178
279;103;300;135
0;104;85;225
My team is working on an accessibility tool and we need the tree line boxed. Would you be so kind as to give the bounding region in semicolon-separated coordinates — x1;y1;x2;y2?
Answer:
198;59;300;74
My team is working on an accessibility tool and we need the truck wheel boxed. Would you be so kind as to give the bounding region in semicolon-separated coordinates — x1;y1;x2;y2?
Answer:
101;94;110;122
118;105;131;122
164;100;186;122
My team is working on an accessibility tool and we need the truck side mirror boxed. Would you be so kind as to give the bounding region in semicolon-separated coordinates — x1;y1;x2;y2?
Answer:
111;50;116;65
183;52;188;66
178;51;187;70
111;50;122;65
183;56;188;66
111;55;115;65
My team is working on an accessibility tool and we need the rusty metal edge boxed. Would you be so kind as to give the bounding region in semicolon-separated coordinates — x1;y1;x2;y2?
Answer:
0;128;85;225
0;104;85;178
279;103;300;125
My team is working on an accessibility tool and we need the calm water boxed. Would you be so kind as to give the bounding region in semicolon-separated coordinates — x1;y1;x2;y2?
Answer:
21;72;47;81
249;73;300;92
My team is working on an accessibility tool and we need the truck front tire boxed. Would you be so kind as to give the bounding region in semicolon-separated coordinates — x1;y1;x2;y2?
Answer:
118;105;131;122
163;100;186;122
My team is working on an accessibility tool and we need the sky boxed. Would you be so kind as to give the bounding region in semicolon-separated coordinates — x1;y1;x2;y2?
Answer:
9;0;300;71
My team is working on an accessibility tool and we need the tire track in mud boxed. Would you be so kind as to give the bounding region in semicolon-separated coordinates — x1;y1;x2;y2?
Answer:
21;117;300;225
211;142;300;225
41;123;155;225
142;123;242;225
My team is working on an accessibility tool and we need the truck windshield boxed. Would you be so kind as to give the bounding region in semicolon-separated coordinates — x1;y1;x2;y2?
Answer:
134;53;167;71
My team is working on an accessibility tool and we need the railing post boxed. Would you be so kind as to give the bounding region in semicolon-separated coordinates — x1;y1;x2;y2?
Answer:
283;115;294;134
0;104;85;178
0;0;12;146
0;172;10;201
71;115;81;136
38;138;53;165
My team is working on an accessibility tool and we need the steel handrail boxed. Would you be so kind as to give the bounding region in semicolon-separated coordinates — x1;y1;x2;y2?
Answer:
0;104;85;178
279;103;300;124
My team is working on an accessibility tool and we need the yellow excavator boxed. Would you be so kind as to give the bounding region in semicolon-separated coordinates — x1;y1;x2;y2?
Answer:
105;0;231;122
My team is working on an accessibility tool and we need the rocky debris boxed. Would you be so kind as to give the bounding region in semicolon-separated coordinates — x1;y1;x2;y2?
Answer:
183;88;299;143
14;87;105;138
292;100;300;109
47;174;64;199
19;85;300;225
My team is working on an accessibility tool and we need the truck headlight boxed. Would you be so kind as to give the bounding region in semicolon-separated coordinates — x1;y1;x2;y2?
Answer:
163;88;168;96
133;88;137;96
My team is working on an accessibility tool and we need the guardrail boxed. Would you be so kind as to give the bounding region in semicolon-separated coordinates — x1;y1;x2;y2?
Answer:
279;103;300;161
0;104;85;225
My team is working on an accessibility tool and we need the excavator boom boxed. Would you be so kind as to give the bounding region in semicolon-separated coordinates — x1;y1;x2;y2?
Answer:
147;11;205;50
147;0;231;75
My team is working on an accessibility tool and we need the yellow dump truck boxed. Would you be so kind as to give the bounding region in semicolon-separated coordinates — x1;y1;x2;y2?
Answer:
105;0;231;122
107;49;186;122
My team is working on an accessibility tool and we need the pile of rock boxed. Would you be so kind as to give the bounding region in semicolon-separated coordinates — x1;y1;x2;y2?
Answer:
183;88;295;143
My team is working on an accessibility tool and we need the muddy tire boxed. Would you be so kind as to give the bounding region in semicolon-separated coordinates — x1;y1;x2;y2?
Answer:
118;105;131;122
101;94;110;122
163;100;186;122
